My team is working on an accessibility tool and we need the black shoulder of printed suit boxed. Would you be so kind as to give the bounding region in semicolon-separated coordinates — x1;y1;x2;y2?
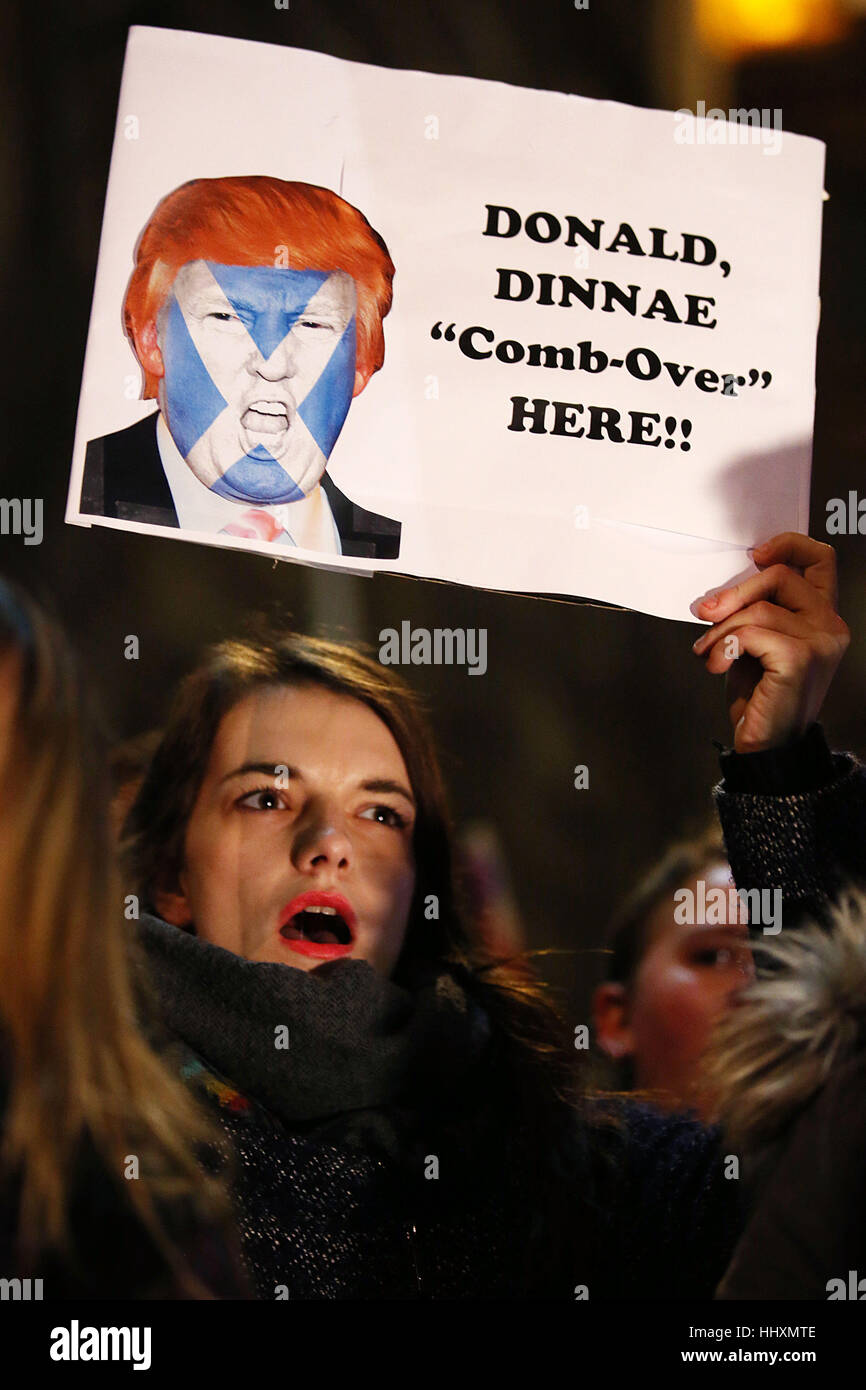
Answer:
80;413;179;528
81;414;402;559
320;470;402;559
714;722;866;927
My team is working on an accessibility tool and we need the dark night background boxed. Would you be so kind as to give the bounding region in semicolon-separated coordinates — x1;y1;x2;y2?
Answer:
2;0;864;1017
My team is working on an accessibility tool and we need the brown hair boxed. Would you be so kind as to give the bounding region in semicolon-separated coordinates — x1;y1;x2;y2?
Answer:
0;579;232;1289
124;177;394;396
603;825;729;987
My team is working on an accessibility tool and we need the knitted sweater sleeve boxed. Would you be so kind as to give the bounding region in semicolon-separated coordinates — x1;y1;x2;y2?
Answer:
712;722;866;927
584;1104;743;1299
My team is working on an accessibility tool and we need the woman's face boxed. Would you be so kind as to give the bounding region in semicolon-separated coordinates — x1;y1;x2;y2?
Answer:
156;684;417;975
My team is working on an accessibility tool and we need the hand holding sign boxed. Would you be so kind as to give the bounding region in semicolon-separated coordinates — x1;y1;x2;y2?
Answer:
693;534;850;752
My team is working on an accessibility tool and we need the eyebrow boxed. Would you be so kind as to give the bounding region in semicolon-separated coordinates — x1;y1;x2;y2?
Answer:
359;778;416;807
194;288;346;317
219;763;415;805
220;761;299;785
193;292;258;315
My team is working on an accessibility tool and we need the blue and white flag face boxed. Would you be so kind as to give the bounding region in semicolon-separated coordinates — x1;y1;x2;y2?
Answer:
158;261;358;504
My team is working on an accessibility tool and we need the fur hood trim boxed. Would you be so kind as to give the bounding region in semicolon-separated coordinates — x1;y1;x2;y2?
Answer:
706;890;866;1171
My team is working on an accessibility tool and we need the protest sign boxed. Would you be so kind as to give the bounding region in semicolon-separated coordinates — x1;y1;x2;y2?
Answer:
65;26;825;620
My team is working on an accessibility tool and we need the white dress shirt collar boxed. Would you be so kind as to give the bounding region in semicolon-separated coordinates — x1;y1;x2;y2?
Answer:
156;413;341;553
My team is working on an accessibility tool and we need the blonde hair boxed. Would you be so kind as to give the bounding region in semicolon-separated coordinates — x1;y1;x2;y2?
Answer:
0;580;233;1291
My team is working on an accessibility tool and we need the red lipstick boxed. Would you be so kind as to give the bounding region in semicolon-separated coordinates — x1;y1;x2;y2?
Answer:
278;891;357;960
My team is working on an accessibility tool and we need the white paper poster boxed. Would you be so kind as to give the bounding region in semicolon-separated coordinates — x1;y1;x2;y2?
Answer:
65;26;825;620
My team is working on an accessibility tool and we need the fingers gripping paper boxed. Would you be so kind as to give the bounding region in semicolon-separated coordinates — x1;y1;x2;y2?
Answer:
65;26;825;621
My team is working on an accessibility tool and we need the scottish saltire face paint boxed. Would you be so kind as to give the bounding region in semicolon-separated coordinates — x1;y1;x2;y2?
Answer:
157;261;358;504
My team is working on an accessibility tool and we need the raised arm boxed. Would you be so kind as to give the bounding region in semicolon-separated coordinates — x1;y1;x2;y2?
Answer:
692;534;865;925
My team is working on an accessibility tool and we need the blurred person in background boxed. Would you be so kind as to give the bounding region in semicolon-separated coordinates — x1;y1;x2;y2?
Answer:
109;728;163;840
0;578;248;1298
457;820;527;962
592;828;754;1120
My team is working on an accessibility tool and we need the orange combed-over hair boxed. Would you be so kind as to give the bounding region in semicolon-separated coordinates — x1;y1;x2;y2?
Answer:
124;176;395;398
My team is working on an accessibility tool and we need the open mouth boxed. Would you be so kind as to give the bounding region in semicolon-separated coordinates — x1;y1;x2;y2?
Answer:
278;892;356;959
242;401;291;437
283;906;352;946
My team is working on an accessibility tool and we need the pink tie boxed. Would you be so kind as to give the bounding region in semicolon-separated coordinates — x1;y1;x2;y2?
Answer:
220;509;286;542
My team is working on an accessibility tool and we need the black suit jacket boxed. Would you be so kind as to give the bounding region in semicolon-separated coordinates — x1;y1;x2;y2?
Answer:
80;413;402;560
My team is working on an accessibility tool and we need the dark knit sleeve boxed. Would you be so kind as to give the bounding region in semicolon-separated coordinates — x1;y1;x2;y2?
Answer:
585;1105;743;1299
713;723;866;927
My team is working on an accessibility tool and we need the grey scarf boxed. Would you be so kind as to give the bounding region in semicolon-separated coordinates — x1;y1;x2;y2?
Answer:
135;913;498;1169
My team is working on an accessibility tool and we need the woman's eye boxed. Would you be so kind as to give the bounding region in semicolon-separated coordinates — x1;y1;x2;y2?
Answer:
359;805;406;829
237;787;283;811
693;948;730;967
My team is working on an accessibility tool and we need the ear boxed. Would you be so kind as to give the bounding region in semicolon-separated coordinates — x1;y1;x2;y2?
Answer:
133;318;165;382
592;982;635;1059
352;361;374;398
153;877;193;928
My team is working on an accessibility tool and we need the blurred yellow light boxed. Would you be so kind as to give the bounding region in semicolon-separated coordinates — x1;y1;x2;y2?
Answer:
695;0;849;56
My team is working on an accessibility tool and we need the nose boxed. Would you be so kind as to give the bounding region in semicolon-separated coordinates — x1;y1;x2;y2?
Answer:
250;318;299;382
291;803;353;876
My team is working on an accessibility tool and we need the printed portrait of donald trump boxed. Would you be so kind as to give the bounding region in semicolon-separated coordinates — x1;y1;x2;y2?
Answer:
80;175;401;558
